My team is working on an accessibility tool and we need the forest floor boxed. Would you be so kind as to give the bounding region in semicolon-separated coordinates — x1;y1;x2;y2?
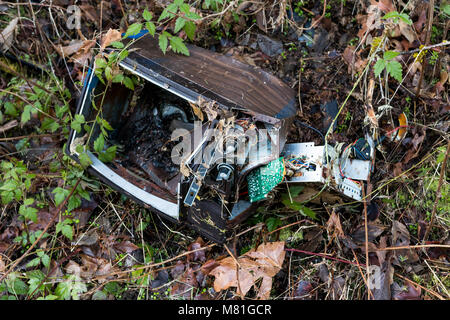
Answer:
0;0;449;300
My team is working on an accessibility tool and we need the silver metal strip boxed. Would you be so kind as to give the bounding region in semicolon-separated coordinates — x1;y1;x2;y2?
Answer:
119;61;198;104
87;152;179;219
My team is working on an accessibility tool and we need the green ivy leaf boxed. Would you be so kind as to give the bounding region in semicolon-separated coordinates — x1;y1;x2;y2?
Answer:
398;13;413;25
124;23;143;38
143;8;153;21
93;134;105;153
158;3;178;22
104;66;113;82
26;257;41;268
112;73;124;83
118;49;129;61
40;253;50;268
183;21;196;41
1;180;17;192
95;57;107;69
374;59;386;77
71;114;85;134
78;152;92;168
281;194;317;220
185;12;202;20
179;3;190;14
41;118;60;133
110;41;124;49
386;60;403;82
55;280;71;300
21;104;33;124
383;50;400;60
4;102;18;116
7;278;28;296
68;194;81;212
145;21;156;36
265;217;282;232
174;17;186;33
52;187;70;206
98;145;117;163
159;33;169;54
169;36;189;56
101;119;114;131
123;76;135;90
61;224;73;241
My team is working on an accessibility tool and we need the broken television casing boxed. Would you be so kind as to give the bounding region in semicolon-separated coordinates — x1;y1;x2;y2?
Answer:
66;35;371;243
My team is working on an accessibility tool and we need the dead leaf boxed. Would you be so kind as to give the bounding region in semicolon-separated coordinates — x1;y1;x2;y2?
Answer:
399;20;416;44
195;96;218;121
209;241;285;299
0;256;5;272
392;221;419;264
317;263;345;299
0;17;18;51
342;45;367;75
350;224;385;243
187;237;206;262
413;8;428;34
371;0;395;13
357;5;383;40
200;259;219;274
371;257;394;300
171;267;198;299
66;254;118;282
101;29;122;51
393;162;403;176
73;229;99;246
392;221;409;246
326;210;345;238
28;210;55;232
365;105;379;128
79;5;99;25
293;280;313;300
189;102;204;121
57;40;85;57
392;281;421;300
113;240;139;254
0;242;10;253
69;40;95;67
171;260;186;279
0;120;18;134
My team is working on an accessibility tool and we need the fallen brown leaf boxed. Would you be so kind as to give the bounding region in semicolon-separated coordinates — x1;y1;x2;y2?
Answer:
0;17;19;51
171;267;198;299
392;281;421;300
392;221;419;264
326;210;345;238
187;237;206;262
209;241;285;299
350;224;385;243
113;240;139;254
57;40;85;57
101;29;122;51
0;120;18;134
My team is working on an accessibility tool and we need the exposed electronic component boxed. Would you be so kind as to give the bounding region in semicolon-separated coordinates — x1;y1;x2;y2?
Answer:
247;157;285;202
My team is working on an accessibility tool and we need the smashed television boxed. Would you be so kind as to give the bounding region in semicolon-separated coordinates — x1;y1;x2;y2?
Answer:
66;35;371;243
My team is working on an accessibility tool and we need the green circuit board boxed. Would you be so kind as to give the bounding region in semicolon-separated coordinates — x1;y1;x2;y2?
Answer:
247;157;285;202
